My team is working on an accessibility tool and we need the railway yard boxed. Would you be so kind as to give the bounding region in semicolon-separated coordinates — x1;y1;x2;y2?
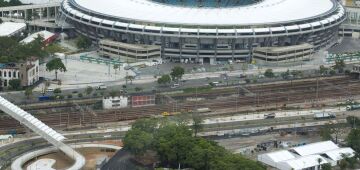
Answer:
0;75;358;135
0;75;359;169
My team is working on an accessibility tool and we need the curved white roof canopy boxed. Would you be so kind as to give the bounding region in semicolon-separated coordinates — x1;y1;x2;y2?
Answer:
71;0;337;26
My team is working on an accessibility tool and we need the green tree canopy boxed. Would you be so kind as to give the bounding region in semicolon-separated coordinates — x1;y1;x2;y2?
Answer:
75;35;92;49
24;88;33;99
0;36;48;63
46;58;67;80
85;86;93;95
347;129;360;157
9;79;21;90
264;69;275;78
170;66;185;81
123;118;265;170
157;74;171;85
334;59;345;73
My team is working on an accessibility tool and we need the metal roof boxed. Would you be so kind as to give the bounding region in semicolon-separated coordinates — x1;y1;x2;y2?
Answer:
0;22;26;37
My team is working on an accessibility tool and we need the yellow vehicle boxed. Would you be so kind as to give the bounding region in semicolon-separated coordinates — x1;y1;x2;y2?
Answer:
161;111;181;116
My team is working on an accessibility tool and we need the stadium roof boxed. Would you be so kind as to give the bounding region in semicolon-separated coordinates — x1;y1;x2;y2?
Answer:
0;22;26;37
72;0;337;25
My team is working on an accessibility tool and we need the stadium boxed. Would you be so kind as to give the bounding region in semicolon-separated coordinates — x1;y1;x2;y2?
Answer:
59;0;346;64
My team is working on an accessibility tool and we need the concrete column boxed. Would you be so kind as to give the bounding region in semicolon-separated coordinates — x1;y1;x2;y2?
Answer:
47;7;50;20
55;7;58;19
10;10;13;18
24;9;28;21
39;8;42;20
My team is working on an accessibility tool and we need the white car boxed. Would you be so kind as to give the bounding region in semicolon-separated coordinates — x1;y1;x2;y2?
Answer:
46;88;54;92
96;84;107;90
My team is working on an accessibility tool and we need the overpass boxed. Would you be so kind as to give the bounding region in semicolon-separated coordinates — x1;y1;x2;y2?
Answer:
0;2;72;30
0;96;85;170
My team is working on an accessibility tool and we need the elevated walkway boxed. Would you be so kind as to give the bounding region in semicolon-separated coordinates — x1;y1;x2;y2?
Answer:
0;96;85;170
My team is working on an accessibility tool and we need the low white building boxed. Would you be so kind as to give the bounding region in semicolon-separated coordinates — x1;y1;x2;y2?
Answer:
0;57;40;87
0;134;13;144
0;22;26;37
258;141;355;170
20;30;57;45
102;96;128;109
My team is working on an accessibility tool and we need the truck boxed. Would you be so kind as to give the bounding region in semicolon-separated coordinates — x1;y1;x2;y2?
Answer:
96;84;107;90
161;112;181;117
194;108;211;113
313;112;336;119
264;113;276;119
346;104;360;111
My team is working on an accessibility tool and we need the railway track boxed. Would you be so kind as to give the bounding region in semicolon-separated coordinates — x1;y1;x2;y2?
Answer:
0;76;358;134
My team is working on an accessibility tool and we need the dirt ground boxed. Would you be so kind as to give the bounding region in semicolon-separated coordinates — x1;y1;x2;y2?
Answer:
23;141;120;170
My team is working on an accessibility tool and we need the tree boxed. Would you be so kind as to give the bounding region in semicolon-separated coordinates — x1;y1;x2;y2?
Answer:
123;118;265;170
9;79;21;90
135;87;142;92
46;58;67;80
123;128;153;156
346;116;360;128
192;114;203;137
170;66;185;81
75;35;92;49
8;0;22;6
157;74;171;85
54;88;61;94
319;65;328;75
264;69;274;78
24;88;32;99
329;69;336;76
321;163;332;170
85;86;93;95
113;64;120;74
125;75;135;84
334;59;345;73
317;158;323;170
339;159;348;170
347;129;360;157
281;69;290;79
319;126;333;140
241;63;248;74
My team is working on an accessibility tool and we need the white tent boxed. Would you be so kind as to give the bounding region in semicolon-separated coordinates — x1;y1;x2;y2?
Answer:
291;141;339;156
323;148;356;166
257;150;295;169
278;155;328;170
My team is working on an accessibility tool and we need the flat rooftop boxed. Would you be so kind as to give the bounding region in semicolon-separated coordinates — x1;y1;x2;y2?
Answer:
0;22;26;37
71;0;337;25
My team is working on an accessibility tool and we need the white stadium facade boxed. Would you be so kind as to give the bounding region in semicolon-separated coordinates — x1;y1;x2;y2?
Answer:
59;0;346;64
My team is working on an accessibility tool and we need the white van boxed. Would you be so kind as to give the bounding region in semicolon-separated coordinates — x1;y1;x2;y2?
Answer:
46;88;54;92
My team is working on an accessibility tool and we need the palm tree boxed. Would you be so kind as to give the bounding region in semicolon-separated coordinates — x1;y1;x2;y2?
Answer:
126;75;134;84
317;157;323;170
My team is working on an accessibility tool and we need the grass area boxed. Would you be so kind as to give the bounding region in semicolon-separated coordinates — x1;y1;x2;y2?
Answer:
183;86;213;93
45;43;69;54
